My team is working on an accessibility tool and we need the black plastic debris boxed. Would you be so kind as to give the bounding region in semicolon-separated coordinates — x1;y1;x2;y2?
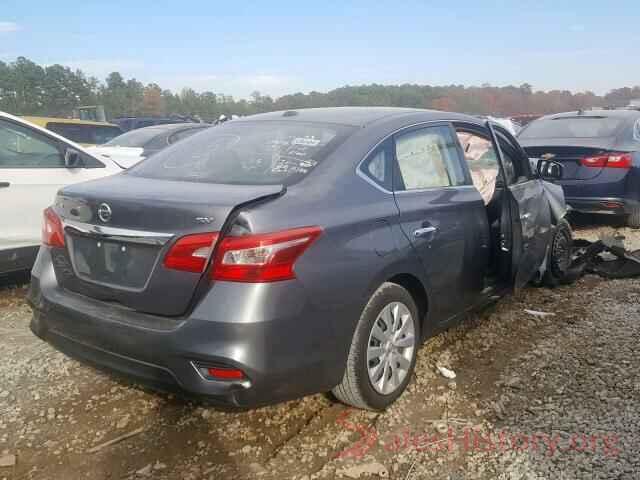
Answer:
565;235;640;281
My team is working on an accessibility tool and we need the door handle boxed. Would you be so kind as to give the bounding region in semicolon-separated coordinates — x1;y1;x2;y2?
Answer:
413;226;437;238
0;182;9;188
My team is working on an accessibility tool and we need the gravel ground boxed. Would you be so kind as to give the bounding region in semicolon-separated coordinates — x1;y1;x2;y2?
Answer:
0;222;638;480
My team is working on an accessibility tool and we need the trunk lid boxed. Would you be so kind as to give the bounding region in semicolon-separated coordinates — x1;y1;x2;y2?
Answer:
520;138;618;181
54;174;284;316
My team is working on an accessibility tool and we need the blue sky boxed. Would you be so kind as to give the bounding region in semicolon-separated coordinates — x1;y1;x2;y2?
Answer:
1;0;638;98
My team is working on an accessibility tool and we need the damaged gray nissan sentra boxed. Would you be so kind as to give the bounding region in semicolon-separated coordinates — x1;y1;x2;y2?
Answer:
28;107;572;410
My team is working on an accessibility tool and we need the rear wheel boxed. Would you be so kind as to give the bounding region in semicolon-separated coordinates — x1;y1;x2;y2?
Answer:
543;219;573;287
332;282;419;410
627;206;640;228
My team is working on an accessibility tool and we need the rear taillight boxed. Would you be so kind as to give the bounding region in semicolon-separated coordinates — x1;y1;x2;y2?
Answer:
581;152;632;169
163;232;219;273
212;226;322;282
42;207;65;247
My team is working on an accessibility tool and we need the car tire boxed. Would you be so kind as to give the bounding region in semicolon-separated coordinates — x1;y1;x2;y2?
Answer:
332;282;420;410
627;207;640;229
543;219;573;287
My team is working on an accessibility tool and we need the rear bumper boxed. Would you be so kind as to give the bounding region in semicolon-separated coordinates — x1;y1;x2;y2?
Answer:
28;248;352;408
565;197;639;216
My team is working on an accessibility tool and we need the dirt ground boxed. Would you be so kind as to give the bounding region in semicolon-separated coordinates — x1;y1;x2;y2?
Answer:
1;217;639;480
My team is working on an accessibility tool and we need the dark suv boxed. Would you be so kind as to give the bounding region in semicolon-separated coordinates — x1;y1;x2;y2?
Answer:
29;108;571;410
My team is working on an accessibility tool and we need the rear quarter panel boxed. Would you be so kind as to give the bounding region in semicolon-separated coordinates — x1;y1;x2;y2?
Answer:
237;140;430;372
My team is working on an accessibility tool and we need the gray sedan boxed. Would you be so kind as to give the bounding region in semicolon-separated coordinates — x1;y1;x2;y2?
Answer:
28;107;571;410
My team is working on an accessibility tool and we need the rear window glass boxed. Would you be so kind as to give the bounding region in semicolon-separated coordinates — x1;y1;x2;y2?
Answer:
519;117;624;139
129;121;355;185
104;127;164;148
46;123;122;144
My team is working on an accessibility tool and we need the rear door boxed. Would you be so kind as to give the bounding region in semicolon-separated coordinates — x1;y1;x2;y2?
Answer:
391;123;488;322
488;122;552;290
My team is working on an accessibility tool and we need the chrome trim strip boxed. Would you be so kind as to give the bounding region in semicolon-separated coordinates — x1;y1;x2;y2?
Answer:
355;168;393;194
63;219;174;246
393;184;476;195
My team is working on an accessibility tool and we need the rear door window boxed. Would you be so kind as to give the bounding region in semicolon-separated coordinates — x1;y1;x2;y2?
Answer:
393;125;464;190
130;121;356;186
0;119;64;168
360;141;393;191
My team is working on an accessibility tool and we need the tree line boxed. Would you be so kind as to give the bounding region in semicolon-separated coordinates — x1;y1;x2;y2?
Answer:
1;57;639;122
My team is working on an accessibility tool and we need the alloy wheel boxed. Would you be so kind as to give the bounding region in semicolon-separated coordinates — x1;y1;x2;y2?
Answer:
366;302;416;395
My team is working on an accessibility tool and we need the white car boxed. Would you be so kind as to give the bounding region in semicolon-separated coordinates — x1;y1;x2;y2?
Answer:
87;123;210;169
0;112;124;275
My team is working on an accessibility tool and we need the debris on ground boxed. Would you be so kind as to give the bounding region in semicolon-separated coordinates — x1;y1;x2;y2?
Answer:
0;453;16;467
86;427;145;454
338;462;388;478
436;365;457;379
567;234;640;281
524;309;556;317
136;463;152;477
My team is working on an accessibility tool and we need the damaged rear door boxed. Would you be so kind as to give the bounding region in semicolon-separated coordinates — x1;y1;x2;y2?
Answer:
488;122;552;290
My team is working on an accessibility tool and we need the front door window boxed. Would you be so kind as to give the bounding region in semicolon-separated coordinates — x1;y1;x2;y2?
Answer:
0;119;64;168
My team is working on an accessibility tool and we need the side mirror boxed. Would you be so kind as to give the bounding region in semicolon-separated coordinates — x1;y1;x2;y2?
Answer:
536;159;562;180
64;148;84;168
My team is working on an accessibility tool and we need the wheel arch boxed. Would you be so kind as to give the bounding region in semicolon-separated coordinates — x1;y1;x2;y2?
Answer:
386;272;430;340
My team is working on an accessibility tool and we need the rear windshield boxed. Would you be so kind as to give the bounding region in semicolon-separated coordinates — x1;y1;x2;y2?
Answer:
104;127;165;148
47;123;122;144
129;121;355;185
519;116;624;139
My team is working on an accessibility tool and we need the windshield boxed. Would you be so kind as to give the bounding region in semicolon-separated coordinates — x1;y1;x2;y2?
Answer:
46;123;122;144
519;116;624;139
128;121;355;185
104;127;165;148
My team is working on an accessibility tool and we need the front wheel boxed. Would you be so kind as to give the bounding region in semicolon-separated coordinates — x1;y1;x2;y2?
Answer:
332;282;420;410
543;219;573;287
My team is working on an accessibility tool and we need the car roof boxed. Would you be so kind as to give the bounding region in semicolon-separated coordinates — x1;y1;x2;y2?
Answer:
134;122;208;133
233;107;481;127
541;109;640;121
21;116;120;127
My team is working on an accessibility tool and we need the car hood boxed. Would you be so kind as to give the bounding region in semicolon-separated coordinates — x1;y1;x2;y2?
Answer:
86;146;145;169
